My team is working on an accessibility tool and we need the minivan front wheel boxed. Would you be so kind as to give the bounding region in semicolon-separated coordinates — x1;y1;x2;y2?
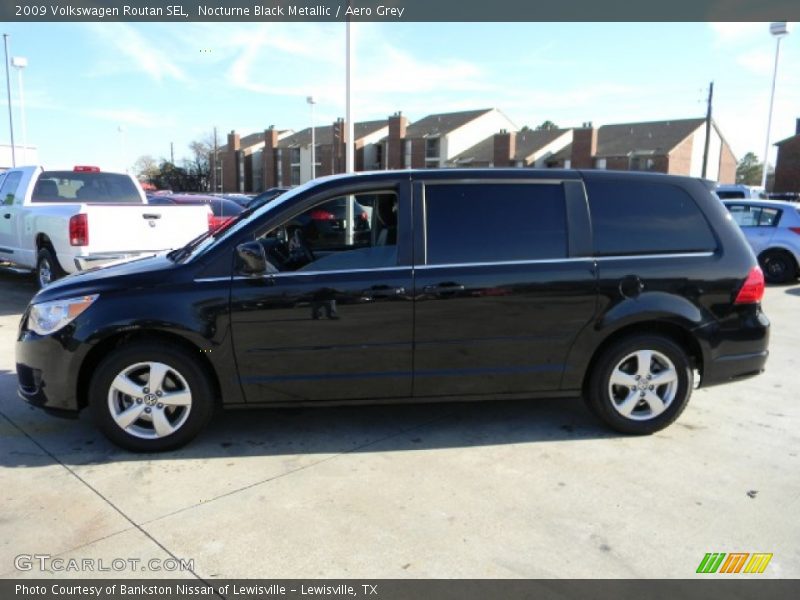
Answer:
89;342;214;452
587;334;693;434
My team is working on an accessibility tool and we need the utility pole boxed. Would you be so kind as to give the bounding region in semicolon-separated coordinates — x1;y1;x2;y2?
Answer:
170;141;174;164
3;34;16;167
212;127;218;193
701;81;714;179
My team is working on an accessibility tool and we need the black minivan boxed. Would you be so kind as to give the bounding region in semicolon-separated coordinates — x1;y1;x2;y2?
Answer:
16;170;770;451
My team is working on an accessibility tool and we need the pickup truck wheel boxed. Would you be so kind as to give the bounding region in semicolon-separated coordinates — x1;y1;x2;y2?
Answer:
89;342;214;452
759;250;797;284
36;247;66;288
586;334;693;435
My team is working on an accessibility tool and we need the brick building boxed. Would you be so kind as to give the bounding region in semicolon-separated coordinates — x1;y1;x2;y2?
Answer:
381;108;517;169
214;120;388;193
774;119;800;193
542;118;736;182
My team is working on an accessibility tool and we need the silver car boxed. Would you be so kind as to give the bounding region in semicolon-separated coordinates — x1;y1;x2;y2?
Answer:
723;199;800;284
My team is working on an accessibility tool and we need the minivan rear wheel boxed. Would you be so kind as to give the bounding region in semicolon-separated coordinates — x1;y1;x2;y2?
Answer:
586;334;693;434
759;249;797;284
89;342;214;452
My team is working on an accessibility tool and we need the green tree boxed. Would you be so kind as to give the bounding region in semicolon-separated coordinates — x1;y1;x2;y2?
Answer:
736;152;763;185
535;120;559;131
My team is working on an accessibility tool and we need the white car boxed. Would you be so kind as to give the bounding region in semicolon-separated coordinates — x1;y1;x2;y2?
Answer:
0;165;212;287
723;198;800;284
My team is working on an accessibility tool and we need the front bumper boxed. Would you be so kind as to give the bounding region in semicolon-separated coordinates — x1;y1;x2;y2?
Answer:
16;325;84;414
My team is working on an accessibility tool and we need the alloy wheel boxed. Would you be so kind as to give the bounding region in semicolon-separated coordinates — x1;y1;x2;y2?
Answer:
107;361;193;439
607;349;678;421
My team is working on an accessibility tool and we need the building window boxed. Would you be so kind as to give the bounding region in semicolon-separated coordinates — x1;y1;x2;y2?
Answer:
290;165;300;186
595;158;607;170
425;137;440;159
291;147;301;163
403;140;412;168
374;144;383;169
629;156;656;171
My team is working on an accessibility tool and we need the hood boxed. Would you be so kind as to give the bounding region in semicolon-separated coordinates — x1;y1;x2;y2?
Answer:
33;253;184;303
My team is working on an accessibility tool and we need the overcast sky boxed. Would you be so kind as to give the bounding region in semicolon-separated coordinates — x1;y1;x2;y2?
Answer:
2;21;798;171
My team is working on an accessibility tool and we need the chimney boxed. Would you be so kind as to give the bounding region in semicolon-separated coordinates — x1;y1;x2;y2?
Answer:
263;128;280;189
227;130;240;151
222;131;242;193
493;130;516;167
387;111;408;169
570;126;597;169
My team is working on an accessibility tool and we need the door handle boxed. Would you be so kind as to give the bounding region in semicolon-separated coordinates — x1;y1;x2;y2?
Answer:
423;283;466;295
2;213;10;219
142;213;161;219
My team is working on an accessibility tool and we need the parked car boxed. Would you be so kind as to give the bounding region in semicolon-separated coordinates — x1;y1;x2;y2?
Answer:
0;166;211;287
714;184;766;200
248;187;290;209
150;194;245;231
218;193;253;207
16;169;769;452
722;198;800;283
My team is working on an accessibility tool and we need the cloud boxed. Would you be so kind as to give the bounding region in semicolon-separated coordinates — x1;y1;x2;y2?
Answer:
84;23;187;82
708;22;766;46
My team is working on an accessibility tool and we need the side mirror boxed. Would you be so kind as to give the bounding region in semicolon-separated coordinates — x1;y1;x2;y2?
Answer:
236;241;274;276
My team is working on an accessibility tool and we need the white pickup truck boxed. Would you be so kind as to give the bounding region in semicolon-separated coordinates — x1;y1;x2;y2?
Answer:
0;166;211;287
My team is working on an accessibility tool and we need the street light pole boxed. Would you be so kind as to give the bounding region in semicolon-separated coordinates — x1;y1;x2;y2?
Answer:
12;56;27;164
345;18;354;174
761;22;790;190
3;34;15;167
306;96;316;179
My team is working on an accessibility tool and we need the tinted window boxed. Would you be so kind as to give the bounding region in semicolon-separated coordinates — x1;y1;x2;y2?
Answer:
0;171;23;206
716;190;746;199
32;171;141;203
425;183;567;264
587;180;716;255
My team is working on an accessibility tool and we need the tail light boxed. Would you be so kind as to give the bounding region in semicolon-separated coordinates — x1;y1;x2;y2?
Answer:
73;165;100;173
310;209;336;221
789;227;800;235
360;211;369;221
69;214;88;246
208;215;234;232
734;266;765;304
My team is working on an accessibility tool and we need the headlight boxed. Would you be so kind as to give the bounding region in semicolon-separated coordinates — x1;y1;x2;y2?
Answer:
28;294;99;336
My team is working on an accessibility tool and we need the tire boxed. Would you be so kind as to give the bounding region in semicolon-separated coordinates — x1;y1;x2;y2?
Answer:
759;250;797;284
585;334;693;435
88;341;215;452
36;247;66;288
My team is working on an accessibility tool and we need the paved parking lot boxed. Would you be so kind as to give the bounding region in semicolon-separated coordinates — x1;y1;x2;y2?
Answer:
0;267;798;579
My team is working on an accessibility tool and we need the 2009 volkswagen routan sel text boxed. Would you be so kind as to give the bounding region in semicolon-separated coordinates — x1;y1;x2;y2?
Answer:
16;169;770;451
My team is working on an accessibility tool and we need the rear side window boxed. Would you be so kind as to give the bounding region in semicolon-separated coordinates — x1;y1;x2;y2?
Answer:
425;183;567;264
726;204;781;227
32;171;141;203
587;180;716;255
